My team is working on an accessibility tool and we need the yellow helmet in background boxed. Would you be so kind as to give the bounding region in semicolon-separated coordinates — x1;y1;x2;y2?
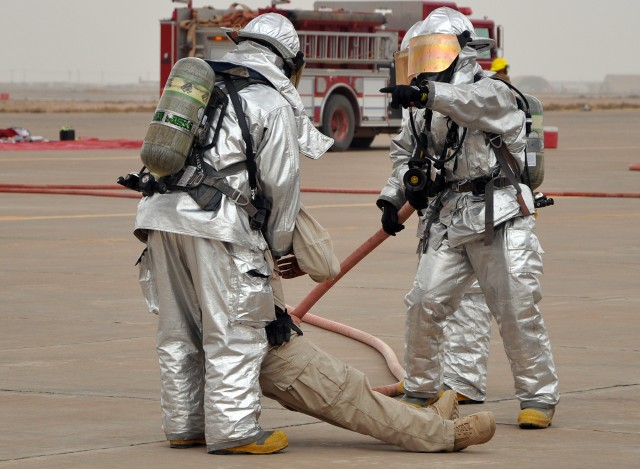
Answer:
491;57;509;72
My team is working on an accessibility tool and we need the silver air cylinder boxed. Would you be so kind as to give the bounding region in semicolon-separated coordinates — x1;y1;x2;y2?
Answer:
141;57;216;177
524;95;545;190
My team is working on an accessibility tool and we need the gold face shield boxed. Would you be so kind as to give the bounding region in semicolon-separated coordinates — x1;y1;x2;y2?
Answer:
394;50;410;85
407;34;461;78
291;63;305;88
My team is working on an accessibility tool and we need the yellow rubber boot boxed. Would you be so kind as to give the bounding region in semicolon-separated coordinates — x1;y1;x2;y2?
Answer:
210;430;288;455
518;407;555;429
169;438;206;448
399;394;438;408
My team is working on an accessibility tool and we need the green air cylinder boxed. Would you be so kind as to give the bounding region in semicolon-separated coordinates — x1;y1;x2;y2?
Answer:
140;57;215;178
524;94;545;190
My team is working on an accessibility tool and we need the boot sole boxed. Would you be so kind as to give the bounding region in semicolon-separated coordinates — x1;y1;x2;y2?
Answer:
518;409;553;429
170;439;206;448
211;442;288;455
519;419;552;429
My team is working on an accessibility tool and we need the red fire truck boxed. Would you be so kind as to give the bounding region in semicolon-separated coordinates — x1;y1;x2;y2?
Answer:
160;1;503;150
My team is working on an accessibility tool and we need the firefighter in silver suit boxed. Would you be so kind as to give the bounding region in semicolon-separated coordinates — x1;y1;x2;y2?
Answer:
395;26;494;406
378;7;559;428
134;13;332;454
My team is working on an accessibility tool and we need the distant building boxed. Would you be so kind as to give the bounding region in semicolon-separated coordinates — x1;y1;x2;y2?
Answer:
601;75;640;95
551;81;601;94
511;76;554;94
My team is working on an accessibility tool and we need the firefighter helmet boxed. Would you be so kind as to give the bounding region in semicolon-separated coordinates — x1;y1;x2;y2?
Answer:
408;7;495;76
395;21;422;85
225;13;305;86
491;57;509;72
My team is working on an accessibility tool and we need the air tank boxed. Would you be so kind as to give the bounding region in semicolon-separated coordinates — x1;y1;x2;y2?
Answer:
140;57;216;177
524;94;544;190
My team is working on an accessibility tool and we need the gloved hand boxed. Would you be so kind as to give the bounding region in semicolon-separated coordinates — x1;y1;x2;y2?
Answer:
265;306;303;346
379;84;429;109
378;200;405;236
404;187;429;211
276;255;306;279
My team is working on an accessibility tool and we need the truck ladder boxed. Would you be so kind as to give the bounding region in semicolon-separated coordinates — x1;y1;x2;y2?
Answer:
299;31;397;65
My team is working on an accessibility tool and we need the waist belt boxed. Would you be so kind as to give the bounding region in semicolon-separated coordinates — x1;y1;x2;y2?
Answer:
449;176;511;195
165;161;258;217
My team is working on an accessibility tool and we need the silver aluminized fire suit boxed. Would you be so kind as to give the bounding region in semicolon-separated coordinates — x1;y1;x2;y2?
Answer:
394;110;493;403
378;12;559;411
442;279;492;402
134;36;332;450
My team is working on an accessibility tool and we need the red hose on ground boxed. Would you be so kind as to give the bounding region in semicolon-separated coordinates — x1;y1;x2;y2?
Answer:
0;187;139;198
543;191;640;198
2;184;640;199
0;183;124;190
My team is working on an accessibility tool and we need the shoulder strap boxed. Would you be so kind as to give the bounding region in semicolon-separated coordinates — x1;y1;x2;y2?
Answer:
223;74;258;194
483;133;531;245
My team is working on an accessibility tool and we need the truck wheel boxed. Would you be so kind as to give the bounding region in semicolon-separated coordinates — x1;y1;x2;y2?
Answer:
350;136;375;149
322;95;355;152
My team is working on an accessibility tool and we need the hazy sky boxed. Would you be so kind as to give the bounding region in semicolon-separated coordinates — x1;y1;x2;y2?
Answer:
1;0;638;84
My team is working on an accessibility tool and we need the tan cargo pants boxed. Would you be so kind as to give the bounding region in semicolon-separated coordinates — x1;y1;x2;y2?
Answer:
260;335;455;452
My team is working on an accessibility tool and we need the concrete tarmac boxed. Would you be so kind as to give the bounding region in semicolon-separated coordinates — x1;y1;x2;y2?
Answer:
1;109;639;468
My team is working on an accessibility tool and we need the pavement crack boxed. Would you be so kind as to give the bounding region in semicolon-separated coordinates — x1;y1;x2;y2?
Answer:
488;382;640;404
0;388;158;401
1;440;163;462
0;335;153;352
554;344;640;352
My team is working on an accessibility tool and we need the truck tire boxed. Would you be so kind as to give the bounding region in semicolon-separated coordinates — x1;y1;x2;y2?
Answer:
322;94;355;152
351;136;375;149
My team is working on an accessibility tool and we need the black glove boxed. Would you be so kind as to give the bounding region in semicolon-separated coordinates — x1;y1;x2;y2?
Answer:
379;85;429;109
265;306;303;346
378;200;405;236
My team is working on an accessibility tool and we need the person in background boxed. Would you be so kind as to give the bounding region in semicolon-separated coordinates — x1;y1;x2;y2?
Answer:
378;7;559;429
392;16;493;408
491;57;511;82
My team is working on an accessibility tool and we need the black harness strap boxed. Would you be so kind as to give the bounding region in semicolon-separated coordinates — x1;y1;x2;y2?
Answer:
420;192;444;254
484;133;531;245
223;74;258;195
164;74;266;216
196;163;258;217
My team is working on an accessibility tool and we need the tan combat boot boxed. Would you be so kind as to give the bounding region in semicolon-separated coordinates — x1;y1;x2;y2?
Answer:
426;389;460;420
439;385;484;405
453;411;496;451
399;395;438;408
